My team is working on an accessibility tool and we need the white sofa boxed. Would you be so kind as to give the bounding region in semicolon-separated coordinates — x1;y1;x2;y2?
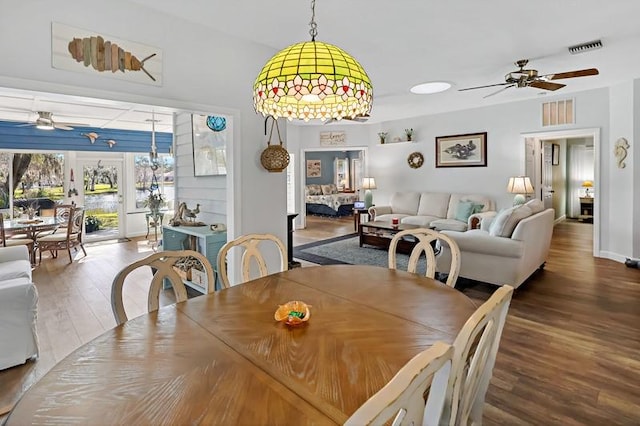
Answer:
369;192;496;232
0;245;39;370
436;200;554;288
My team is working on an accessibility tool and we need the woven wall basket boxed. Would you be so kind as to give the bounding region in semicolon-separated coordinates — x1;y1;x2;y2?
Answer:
261;117;290;173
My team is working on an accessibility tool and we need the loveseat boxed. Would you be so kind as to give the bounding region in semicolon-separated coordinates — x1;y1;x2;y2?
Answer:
436;199;554;288
368;192;496;232
0;245;39;370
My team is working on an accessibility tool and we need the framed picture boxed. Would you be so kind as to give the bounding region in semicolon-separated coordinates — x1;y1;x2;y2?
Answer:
435;132;487;168
192;114;227;176
552;143;560;166
306;160;321;178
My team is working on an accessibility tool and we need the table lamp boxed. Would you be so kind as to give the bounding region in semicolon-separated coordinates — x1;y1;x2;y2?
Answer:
507;176;534;206
362;177;377;209
582;180;594;197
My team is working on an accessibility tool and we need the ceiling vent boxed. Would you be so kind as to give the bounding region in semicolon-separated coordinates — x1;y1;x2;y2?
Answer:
568;39;602;55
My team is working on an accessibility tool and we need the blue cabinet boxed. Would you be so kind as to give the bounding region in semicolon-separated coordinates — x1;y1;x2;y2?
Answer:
162;225;227;292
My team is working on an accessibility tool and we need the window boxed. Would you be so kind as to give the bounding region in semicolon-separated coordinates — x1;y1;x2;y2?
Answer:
542;99;574;126
0;152;64;216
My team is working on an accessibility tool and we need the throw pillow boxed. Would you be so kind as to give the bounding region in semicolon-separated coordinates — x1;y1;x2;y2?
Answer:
321;184;333;195
489;205;533;238
306;184;322;195
524;198;544;214
455;201;476;222
472;203;485;214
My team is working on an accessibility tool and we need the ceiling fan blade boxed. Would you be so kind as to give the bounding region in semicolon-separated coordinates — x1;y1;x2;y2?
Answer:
529;81;566;91
483;84;516;98
458;82;513;92
54;124;75;131
544;68;599;80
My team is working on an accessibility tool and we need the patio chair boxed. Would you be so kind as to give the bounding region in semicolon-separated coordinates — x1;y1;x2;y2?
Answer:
0;215;35;263
216;233;287;288
388;228;461;288
36;206;86;263
110;250;215;325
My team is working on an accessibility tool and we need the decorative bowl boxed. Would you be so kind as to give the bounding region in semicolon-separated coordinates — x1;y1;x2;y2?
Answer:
274;301;311;326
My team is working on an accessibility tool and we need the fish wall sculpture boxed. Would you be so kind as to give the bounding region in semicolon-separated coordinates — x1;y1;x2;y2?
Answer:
68;36;157;81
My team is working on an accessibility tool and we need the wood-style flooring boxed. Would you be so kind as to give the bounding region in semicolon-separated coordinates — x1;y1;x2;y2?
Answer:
1;216;639;425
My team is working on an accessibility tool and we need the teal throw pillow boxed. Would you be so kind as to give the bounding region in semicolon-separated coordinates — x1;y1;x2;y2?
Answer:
455;201;475;222
472;203;485;214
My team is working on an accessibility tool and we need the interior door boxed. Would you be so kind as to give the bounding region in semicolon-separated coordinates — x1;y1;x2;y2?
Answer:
541;141;554;210
80;159;124;241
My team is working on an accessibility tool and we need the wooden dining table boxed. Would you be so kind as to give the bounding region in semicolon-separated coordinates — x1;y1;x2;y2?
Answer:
3;217;59;263
6;265;478;425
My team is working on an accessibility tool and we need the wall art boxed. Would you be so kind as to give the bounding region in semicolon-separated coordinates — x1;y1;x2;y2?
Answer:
192;114;227;176
52;22;163;86
435;132;487;168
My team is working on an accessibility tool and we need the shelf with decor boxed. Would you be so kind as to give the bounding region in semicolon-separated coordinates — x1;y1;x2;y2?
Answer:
161;224;227;293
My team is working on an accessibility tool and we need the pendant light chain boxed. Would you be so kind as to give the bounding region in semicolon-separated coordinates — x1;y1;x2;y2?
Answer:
309;0;318;41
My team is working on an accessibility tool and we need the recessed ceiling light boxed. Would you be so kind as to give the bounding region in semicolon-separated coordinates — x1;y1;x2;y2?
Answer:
410;81;452;94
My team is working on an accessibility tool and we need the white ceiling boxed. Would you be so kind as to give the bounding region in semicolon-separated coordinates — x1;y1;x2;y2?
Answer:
2;0;640;128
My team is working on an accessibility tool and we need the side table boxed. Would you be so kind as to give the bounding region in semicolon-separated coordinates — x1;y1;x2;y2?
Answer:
353;208;370;232
578;197;594;223
145;212;164;240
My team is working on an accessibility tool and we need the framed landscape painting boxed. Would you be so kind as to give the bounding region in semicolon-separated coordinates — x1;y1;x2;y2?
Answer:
435;132;487;168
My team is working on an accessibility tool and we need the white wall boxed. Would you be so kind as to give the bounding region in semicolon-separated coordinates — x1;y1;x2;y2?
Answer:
0;0;288;250
291;87;639;262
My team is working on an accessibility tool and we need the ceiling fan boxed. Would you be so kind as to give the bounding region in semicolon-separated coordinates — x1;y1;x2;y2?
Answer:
17;111;87;131
459;59;599;98
323;114;370;125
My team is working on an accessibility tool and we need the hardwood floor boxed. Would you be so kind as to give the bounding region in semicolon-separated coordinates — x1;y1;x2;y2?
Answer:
1;216;639;425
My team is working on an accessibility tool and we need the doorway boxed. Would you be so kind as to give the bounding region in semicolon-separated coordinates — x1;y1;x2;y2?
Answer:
299;147;368;230
80;159;124;241
523;128;600;256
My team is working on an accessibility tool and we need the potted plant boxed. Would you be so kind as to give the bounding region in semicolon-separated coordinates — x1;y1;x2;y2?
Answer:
404;128;414;141
377;132;388;144
85;215;102;233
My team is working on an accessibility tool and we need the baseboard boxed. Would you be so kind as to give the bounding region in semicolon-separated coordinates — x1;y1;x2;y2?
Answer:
598;251;630;264
554;214;566;225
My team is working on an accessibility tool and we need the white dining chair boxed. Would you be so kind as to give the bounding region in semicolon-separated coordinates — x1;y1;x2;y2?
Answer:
388;228;461;288
345;341;454;426
443;285;514;426
111;249;216;325
216;233;287;288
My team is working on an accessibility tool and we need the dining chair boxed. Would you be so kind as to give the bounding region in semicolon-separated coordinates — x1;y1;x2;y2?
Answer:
110;249;215;325
36;206;86;263
443;285;514;426
345;341;454;426
388;228;461;288
216;233;287;288
0;215;35;263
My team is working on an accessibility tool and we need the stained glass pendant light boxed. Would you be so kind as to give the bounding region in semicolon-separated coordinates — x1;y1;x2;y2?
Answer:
253;0;372;122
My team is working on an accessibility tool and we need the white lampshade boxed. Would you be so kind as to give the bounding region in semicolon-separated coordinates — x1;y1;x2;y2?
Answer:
507;176;534;194
362;177;377;190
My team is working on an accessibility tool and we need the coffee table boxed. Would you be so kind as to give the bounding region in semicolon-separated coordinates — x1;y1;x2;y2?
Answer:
359;222;434;254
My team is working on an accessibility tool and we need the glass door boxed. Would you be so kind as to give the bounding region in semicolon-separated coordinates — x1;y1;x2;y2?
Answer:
80;159;124;241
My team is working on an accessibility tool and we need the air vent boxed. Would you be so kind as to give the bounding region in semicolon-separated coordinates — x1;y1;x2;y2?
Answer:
568;39;602;55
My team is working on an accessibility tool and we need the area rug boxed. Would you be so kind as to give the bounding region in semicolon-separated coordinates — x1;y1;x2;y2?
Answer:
293;233;425;274
294;234;495;297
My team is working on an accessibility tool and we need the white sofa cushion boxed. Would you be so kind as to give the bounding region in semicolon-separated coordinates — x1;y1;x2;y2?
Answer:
0;259;32;282
376;213;412;223
390;192;421;215
416;192;451;218
0;276;39;370
401;215;440;227
489;205;533;238
431;218;469;232
441;229;524;258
